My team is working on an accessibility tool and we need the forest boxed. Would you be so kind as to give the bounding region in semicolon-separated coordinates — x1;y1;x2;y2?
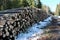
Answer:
0;0;42;10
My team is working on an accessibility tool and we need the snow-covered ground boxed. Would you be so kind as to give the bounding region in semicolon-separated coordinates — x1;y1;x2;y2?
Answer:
16;16;52;40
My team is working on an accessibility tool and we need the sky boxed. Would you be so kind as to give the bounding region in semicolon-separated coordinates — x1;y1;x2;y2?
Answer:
40;0;60;12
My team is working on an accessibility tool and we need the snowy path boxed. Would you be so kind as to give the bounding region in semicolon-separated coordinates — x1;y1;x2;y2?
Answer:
16;16;52;40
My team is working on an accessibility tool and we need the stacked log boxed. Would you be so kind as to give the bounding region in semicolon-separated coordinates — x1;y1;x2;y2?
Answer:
0;7;48;40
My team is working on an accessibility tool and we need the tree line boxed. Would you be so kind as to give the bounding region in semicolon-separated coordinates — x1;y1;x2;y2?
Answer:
0;0;42;11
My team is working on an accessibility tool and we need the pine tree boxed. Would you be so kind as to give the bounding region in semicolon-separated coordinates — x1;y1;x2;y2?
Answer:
27;0;35;7
22;0;29;7
37;0;42;8
12;0;20;8
6;0;13;9
0;0;3;10
0;0;5;10
0;0;42;10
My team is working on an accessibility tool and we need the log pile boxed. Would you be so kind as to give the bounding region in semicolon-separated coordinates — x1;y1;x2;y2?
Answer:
0;7;48;40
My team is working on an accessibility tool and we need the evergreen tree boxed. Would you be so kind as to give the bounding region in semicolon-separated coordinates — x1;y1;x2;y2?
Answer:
22;0;29;7
27;0;35;7
37;0;42;8
12;0;20;8
0;0;12;10
0;0;4;10
55;4;60;15
0;0;2;10
0;0;42;11
5;0;12;9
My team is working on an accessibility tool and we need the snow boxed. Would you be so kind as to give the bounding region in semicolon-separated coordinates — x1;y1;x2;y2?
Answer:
57;16;60;18
16;16;52;40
